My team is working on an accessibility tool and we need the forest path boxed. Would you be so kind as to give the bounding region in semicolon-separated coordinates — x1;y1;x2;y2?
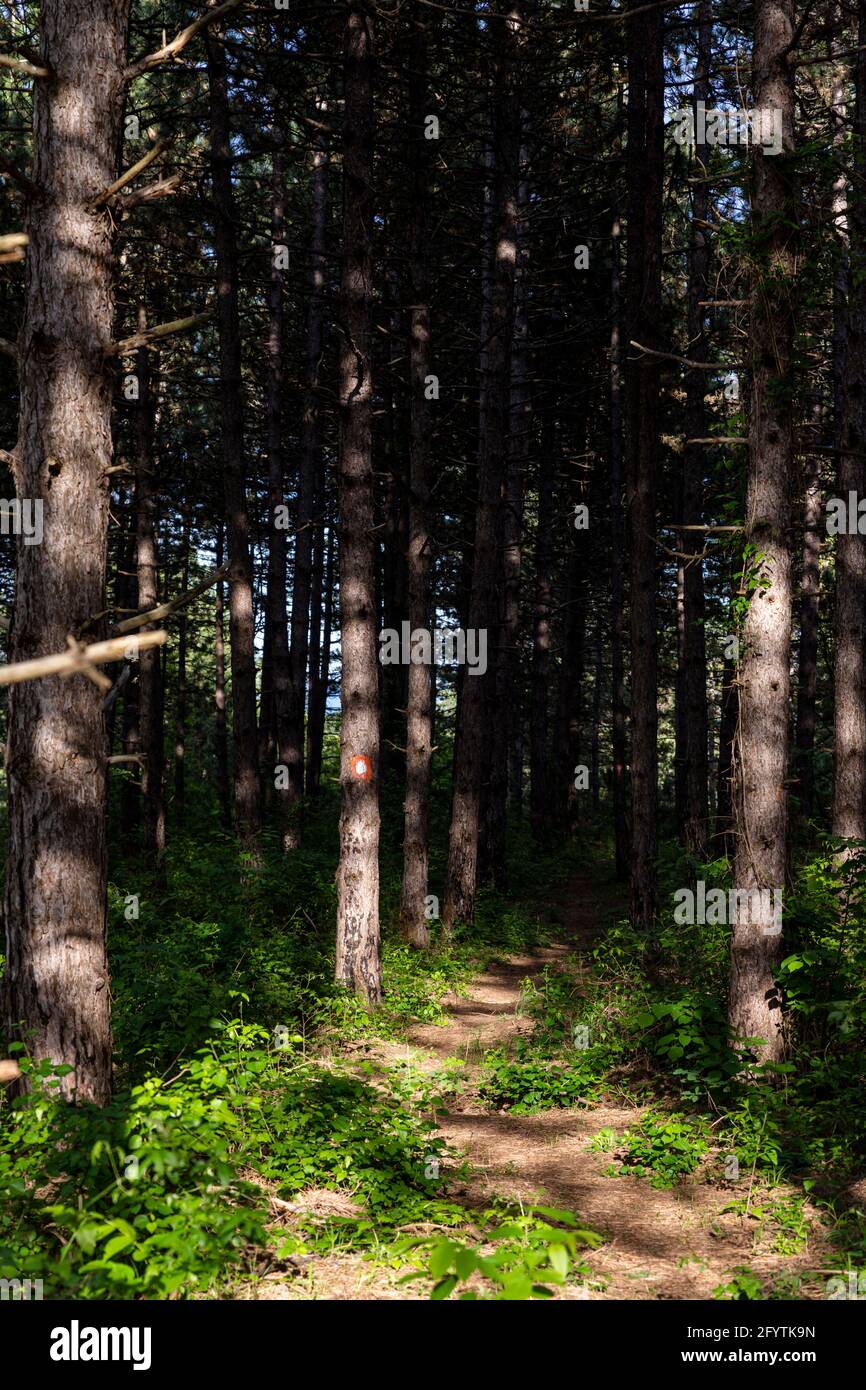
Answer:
393;869;830;1301
260;869;829;1300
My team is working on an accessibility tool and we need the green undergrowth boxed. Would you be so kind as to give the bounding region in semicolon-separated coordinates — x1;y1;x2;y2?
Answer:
1;791;576;1300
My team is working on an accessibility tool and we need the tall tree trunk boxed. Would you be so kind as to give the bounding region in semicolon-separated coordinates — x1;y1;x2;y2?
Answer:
378;268;408;786
307;524;333;797
681;0;712;859
794;452;821;830
529;411;555;841
590;617;602;813
262;146;295;844
206;21;260;842
832;5;866;849
730;0;797;1066
487;126;529;888
625;0;663;927
558;539;585;834
287;108;330;832
715;641;738;856
443;2;521;929
119;506;141;850
214;526;231;829
135;310;165;868
400;13;435;947
175;512;190;827
335;1;382;1005
609;216;629;879
3;0;132;1105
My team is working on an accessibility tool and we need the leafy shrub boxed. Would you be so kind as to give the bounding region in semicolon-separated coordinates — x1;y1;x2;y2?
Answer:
478;1049;604;1113
397;1206;603;1300
611;1111;710;1189
0;1019;461;1297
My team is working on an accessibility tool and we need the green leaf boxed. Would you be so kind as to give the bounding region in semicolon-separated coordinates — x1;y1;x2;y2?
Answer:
548;1243;569;1277
431;1275;458;1300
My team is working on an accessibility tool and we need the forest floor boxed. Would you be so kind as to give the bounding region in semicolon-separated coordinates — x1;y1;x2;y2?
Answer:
249;870;833;1301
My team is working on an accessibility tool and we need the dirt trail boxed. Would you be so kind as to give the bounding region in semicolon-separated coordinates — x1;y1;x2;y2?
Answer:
398;873;830;1300
257;872;830;1300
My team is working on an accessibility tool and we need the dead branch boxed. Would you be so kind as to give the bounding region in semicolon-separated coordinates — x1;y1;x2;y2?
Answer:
0;232;28;255
119;173;182;211
89;139;171;210
124;0;249;82
108;310;211;358
686;436;749;445
113;564;229;635
0;52;51;79
0;630;167;688
629;339;734;371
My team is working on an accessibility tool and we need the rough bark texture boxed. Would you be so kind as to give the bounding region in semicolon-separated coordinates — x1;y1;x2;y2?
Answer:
486;127;528;888
214;527;231;830
287;108;330;829
609;217;629;879
730;0;797;1066
794;452;822;830
262;148;294;843
625;0;663;927
831;4;866;847
400;14;435;947
135;313;165;868
443;2;520;929
335;1;382;1005
681;0;711;859
3;0;133;1105
530;409;555;841
206;22;260;842
306;524;333;798
174;513;190;826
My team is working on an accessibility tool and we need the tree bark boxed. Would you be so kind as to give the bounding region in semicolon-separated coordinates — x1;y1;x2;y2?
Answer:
400;13;435;947
174;512;190;827
262;147;295;844
794;452;821;830
214;526;231;830
486;124;529;888
206;20;260;842
307;523;333;798
730;0;797;1066
609;216;629;879
625;0;663;927
530;411;555;841
831;3;866;848
681;0;712;859
335;0;382;1005
134;309;165;868
287;108;330;832
3;0;132;1105
443;1;521;929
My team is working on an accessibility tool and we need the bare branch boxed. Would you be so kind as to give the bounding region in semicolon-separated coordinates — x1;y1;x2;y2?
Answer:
88;138;171;210
0;630;167;688
108;310;211;358
119;173;182;211
0;52;51;79
629;340;735;372
124;0;249;82
686;436;749;446
113;564;229;635
0;232;28;265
